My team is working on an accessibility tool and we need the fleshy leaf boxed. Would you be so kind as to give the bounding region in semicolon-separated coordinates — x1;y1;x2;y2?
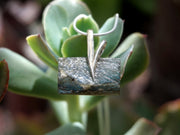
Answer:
61;34;99;57
0;48;67;100
111;33;149;85
155;99;180;135
62;15;99;57
61;35;87;57
62;27;71;42
69;15;99;36
112;45;134;79
125;118;160;135
43;0;90;56
99;16;124;57
26;34;58;70
0;60;9;102
46;123;86;135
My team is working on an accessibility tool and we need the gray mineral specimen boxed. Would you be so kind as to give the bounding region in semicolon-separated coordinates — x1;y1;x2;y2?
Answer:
58;57;121;95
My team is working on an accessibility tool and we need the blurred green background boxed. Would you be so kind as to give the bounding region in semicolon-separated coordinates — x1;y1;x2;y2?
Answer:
0;0;180;134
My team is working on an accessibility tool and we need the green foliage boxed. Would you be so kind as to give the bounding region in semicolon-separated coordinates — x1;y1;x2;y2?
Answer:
111;33;149;85
100;17;124;57
0;60;9;102
43;0;90;56
155;99;180;135
26;34;58;70
62;15;99;57
0;0;151;134
125;118;160;135
0;48;65;101
46;123;85;135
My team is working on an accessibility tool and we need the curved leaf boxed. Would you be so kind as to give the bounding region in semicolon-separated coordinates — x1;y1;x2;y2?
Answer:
155;99;180;135
0;48;67;100
0;60;9;102
61;33;99;57
62;14;99;57
69;15;99;36
99;16;124;57
62;27;71;42
46;122;85;135
111;33;149;85
26;34;58;70
61;35;87;57
43;0;90;56
125;118;160;135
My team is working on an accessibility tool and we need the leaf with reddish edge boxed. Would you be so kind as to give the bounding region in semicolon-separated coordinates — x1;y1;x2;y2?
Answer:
0;60;9;102
125;118;161;135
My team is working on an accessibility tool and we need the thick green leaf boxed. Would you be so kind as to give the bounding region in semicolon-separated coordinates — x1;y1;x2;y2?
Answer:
62;27;71;42
0;48;66;100
99;16;124;57
155;99;180;135
26;34;58;70
61;34;99;57
61;35;87;57
69;15;99;36
46;122;86;135
43;0;90;56
61;15;99;57
116;45;134;79
111;33;149;85
0;60;9;102
125;118;160;135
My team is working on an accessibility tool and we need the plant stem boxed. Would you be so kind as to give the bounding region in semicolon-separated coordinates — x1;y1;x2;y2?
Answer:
67;95;82;122
104;97;111;135
97;97;111;135
98;101;104;135
50;100;69;124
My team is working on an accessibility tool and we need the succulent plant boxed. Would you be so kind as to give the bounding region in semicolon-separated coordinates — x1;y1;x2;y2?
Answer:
0;0;153;134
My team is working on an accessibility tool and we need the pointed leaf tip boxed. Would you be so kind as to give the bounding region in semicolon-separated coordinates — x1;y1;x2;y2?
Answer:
26;34;58;70
111;33;150;85
125;118;161;135
0;60;9;102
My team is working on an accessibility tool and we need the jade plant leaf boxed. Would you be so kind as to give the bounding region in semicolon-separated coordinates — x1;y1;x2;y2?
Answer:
62;15;99;57
111;33;149;85
61;35;87;57
26;34;58;70
69;15;99;36
46;123;85;135
99;16;124;57
155;99;180;135
43;0;90;56
0;60;9;102
125;118;160;135
62;27;71;42
0;48;66;100
116;45;134;79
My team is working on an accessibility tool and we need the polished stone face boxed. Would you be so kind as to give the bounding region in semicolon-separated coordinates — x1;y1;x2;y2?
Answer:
58;57;121;95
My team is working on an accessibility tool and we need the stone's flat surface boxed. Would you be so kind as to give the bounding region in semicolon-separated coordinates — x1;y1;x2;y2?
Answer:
58;57;121;95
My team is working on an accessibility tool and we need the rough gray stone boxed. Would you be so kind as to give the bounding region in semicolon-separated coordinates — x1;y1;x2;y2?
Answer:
58;57;121;95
